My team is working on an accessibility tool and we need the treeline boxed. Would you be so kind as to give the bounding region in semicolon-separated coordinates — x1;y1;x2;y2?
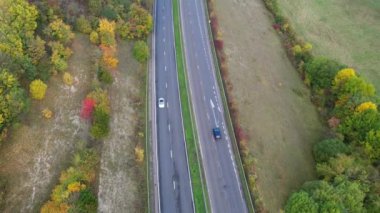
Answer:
0;0;75;142
262;0;380;212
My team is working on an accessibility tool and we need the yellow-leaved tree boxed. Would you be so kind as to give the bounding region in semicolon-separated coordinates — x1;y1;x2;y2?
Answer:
29;79;47;100
97;19;116;47
356;102;378;113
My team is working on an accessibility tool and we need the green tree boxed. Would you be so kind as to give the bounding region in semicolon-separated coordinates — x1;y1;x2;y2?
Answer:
285;191;318;213
313;139;350;163
334;179;366;212
304;57;344;90
0;69;27;133
75;16;92;34
133;40;149;63
88;0;102;16
316;154;369;182
364;129;380;161
338;109;380;143
26;36;46;65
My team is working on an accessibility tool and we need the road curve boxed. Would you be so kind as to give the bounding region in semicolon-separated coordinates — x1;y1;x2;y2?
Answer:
179;0;249;212
152;0;195;212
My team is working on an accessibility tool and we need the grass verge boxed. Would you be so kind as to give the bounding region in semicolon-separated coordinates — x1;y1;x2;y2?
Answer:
172;0;208;212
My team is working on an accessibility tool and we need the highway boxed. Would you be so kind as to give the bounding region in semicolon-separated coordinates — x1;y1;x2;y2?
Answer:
179;0;249;212
151;0;195;212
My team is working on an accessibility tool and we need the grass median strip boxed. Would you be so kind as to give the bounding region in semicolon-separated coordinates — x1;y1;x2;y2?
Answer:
172;0;208;212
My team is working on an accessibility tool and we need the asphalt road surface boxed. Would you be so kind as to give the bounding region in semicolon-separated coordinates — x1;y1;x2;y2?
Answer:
179;0;249;212
152;0;195;212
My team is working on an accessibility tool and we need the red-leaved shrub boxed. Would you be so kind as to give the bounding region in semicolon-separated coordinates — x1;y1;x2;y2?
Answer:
80;98;96;119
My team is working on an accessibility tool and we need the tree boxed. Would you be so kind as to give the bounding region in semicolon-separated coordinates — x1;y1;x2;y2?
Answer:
97;19;116;47
313;139;350;163
44;18;75;44
364;130;380;161
0;69;27;132
123;3;153;40
88;0;102;16
49;41;73;72
26;36;46;65
332;70;376;119
304;57;344;90
0;0;38;58
133;40;149;63
75;16;92;34
285;191;318;213
316;154;369;182
338;109;380;143
29;79;47;100
356;101;377;113
334;179;366;212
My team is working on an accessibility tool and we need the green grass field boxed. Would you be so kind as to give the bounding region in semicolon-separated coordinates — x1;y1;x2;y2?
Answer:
278;0;380;91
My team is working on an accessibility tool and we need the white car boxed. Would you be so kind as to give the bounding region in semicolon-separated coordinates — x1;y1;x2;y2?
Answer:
158;98;165;108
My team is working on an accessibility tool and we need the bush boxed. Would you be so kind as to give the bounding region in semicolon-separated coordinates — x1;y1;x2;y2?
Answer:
89;31;99;44
29;79;47;100
133;40;149;63
80;98;96;119
73;188;97;212
304;57;345;90
313;139;350;163
41;149;99;212
90;107;110;139
135;146;144;163
75;16;92;34
63;72;73;85
97;66;113;84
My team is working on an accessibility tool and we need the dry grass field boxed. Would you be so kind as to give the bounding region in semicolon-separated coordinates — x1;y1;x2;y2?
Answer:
278;0;380;91
215;0;324;211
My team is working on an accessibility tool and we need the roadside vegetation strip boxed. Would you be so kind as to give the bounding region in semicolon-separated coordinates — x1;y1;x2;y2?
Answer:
145;47;152;213
172;0;209;212
202;0;256;212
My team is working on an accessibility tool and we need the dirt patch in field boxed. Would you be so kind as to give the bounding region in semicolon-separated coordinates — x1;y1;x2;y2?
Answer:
0;34;95;212
214;0;324;211
97;40;147;212
278;0;380;91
